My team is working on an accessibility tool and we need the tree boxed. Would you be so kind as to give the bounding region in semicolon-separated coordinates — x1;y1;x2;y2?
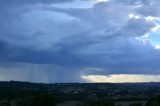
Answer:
130;103;142;106
147;100;159;106
31;93;56;106
90;101;115;106
1;102;11;106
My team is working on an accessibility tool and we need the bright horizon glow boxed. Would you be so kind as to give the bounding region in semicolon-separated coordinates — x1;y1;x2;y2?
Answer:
82;74;160;83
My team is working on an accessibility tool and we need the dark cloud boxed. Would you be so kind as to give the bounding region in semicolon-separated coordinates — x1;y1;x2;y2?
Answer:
0;0;74;6
138;3;160;17
0;0;160;82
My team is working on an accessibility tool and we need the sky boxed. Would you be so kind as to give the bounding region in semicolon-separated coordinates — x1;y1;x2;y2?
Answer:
0;0;160;83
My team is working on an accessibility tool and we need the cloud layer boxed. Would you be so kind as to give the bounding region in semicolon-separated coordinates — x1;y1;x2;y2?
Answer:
0;0;160;82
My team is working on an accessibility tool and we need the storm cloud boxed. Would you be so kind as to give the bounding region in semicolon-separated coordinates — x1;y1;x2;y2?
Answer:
0;0;160;82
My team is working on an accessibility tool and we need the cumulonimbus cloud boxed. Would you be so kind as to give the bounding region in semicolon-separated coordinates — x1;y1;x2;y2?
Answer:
0;0;160;82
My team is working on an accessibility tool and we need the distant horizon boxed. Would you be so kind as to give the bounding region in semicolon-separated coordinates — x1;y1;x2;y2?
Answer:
1;79;160;84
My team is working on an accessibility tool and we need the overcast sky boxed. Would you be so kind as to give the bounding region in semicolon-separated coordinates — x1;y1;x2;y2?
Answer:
0;0;160;83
